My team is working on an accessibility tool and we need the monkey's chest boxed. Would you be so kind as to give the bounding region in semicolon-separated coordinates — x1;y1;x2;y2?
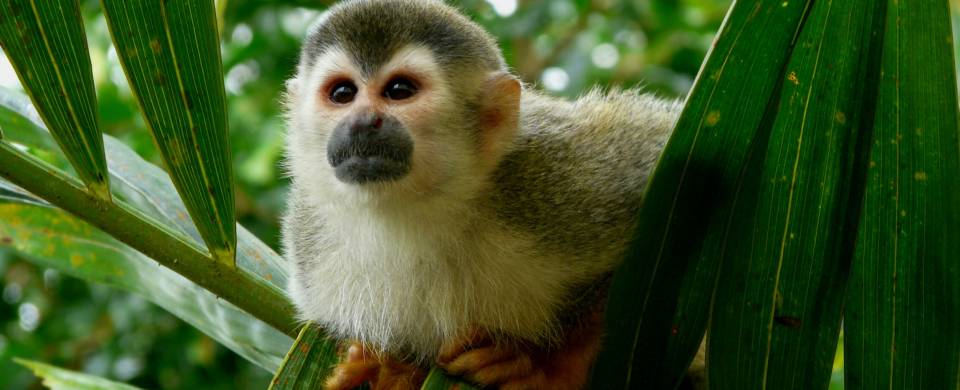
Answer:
294;226;580;359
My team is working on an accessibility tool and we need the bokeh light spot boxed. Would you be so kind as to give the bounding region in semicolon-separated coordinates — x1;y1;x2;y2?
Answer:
485;0;517;17
18;303;40;332
541;67;570;91
591;43;620;69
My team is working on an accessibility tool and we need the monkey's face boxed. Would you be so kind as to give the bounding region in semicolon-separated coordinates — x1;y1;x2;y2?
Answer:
286;45;498;204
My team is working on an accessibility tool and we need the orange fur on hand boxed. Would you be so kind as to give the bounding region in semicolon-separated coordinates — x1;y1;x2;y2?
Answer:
324;342;427;390
437;304;604;390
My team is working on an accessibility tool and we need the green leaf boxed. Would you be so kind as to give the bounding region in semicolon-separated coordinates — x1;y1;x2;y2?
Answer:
0;87;299;338
0;180;45;206
101;0;236;265
0;0;110;200
0;199;293;371
269;323;340;390
591;1;814;388
14;358;143;390
0;86;76;174
844;0;960;387
265;324;479;390
266;323;480;390
708;0;879;387
0;87;57;152
419;368;480;390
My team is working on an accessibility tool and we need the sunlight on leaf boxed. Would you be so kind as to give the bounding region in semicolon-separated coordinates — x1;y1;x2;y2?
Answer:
14;358;143;390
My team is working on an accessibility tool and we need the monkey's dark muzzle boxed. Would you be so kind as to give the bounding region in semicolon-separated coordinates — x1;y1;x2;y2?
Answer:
327;112;413;184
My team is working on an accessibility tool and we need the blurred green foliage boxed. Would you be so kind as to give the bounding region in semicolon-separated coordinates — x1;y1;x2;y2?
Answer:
0;0;956;388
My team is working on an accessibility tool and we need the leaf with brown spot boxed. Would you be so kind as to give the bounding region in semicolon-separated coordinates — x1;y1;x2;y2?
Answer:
0;201;292;371
268;323;340;390
0;88;299;370
774;316;803;329
844;0;960;387
101;0;235;266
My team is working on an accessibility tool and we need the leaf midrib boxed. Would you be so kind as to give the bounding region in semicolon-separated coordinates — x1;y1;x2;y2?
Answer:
156;1;230;255
760;1;834;386
27;1;102;187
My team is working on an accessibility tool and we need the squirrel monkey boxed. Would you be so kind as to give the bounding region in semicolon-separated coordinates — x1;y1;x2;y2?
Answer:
283;0;681;388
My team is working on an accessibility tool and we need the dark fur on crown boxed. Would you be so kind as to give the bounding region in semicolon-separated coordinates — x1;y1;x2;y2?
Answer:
301;0;506;78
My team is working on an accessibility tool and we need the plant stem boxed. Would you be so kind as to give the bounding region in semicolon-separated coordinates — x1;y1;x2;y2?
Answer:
0;142;299;337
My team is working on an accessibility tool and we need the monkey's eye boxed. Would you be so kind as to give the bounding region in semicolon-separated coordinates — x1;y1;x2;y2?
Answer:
383;77;417;100
329;81;357;104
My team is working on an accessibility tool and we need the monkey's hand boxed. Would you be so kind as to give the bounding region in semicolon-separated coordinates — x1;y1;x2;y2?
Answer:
437;311;603;390
324;341;427;390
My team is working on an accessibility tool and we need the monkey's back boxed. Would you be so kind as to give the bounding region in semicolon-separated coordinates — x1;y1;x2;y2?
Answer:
489;89;680;273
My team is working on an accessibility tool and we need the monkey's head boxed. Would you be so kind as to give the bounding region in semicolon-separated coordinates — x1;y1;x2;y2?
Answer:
285;0;521;206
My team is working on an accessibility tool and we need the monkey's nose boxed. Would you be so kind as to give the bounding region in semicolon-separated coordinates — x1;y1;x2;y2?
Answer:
350;112;384;134
327;111;413;184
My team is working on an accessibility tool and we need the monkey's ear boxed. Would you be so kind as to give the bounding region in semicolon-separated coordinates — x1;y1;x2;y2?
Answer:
477;72;521;163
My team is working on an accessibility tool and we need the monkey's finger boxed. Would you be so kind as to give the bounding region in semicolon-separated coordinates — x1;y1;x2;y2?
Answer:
437;327;493;364
466;354;534;385
440;345;515;375
346;342;365;362
350;342;383;362
323;360;380;390
380;355;420;372
375;361;428;390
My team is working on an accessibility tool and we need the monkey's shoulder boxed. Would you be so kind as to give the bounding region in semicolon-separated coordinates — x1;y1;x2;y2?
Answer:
488;88;680;261
517;88;679;154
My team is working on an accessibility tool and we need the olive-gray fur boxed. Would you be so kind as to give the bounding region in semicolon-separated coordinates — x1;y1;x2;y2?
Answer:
488;89;678;260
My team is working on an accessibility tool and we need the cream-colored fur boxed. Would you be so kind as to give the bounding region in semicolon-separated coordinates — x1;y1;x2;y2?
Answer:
285;194;587;362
